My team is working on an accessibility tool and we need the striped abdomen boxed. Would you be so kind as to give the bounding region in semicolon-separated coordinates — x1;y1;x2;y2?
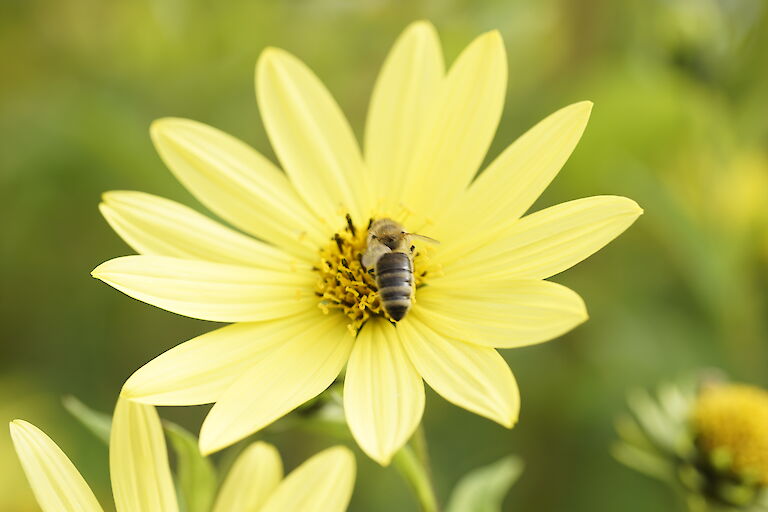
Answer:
375;251;413;322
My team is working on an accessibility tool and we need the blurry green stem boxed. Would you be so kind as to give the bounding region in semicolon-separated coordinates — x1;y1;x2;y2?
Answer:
393;426;439;512
290;395;439;510
411;425;432;473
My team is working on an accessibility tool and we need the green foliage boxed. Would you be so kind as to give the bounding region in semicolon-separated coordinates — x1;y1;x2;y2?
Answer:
164;422;218;512
62;395;112;444
445;456;524;512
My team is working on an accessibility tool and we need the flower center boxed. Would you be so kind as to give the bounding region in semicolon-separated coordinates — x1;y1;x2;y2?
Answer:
314;214;435;334
692;383;768;485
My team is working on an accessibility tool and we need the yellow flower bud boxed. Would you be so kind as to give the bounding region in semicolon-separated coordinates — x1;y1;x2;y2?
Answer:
693;384;768;484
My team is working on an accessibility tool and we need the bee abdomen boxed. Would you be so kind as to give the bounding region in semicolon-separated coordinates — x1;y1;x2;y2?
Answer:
375;252;413;322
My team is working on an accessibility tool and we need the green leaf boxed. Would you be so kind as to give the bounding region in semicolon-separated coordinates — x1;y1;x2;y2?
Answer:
446;456;524;512
611;442;675;482
62;395;112;444
164;421;218;512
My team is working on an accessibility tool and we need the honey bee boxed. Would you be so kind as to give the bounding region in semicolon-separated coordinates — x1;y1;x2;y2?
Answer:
362;218;437;322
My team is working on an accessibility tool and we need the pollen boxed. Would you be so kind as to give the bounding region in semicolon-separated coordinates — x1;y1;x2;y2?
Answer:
314;215;436;334
692;383;768;485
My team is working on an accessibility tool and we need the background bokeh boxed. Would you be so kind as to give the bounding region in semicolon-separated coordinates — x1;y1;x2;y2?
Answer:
2;0;767;510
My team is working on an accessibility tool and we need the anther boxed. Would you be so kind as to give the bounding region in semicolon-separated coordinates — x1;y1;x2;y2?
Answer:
346;213;356;236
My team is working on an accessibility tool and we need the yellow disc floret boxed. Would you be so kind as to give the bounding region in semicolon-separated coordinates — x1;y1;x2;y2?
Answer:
692;383;768;484
314;215;436;334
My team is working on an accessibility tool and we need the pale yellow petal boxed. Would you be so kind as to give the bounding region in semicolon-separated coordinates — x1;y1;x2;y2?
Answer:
260;446;355;512
398;315;519;427
199;313;352;454
438;196;643;280
100;190;303;271
212;441;283;512
364;21;443;212
435;101;593;241
110;398;178;512
151;118;324;258
92;255;315;322
414;280;587;348
123;311;323;405
402;30;506;220
9;420;103;512
344;318;424;465
257;47;366;225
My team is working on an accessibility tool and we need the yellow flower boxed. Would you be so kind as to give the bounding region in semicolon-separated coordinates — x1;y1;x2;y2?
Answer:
93;21;641;465
615;377;768;509
693;384;768;485
9;399;356;512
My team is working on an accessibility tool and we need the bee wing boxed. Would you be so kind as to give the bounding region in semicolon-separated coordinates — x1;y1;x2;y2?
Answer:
408;233;440;245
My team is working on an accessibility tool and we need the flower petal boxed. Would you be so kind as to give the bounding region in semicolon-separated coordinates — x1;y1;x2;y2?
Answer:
100;190;302;270
257;47;366;225
199;313;352;454
92;255;315;322
438;196;643;280
260;446;356;512
435;101;593;241
344;318;424;465
110;398;178;512
398;315;519;427
9;420;103;512
402;30;506;221
414;280;587;348
150;118;324;258
364;21;443;213
212;441;283;512
123;311;325;405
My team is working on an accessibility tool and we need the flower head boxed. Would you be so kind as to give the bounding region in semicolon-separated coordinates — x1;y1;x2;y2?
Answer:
94;21;641;464
10;399;355;512
693;384;768;486
614;377;768;510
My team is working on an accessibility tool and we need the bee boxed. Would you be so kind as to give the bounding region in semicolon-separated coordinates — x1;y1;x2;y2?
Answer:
362;218;437;322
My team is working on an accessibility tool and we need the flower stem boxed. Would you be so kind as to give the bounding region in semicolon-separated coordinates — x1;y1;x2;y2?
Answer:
393;426;439;512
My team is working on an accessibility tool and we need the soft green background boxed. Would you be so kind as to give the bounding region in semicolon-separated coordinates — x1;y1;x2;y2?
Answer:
2;0;767;510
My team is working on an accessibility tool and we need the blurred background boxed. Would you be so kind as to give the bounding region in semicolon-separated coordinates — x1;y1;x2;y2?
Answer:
2;0;767;510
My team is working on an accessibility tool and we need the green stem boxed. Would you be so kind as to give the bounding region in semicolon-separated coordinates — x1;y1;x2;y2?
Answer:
288;398;440;511
411;425;431;470
393;427;439;512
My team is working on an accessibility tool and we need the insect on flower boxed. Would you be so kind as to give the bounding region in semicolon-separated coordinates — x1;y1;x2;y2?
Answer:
361;218;439;322
92;21;642;465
